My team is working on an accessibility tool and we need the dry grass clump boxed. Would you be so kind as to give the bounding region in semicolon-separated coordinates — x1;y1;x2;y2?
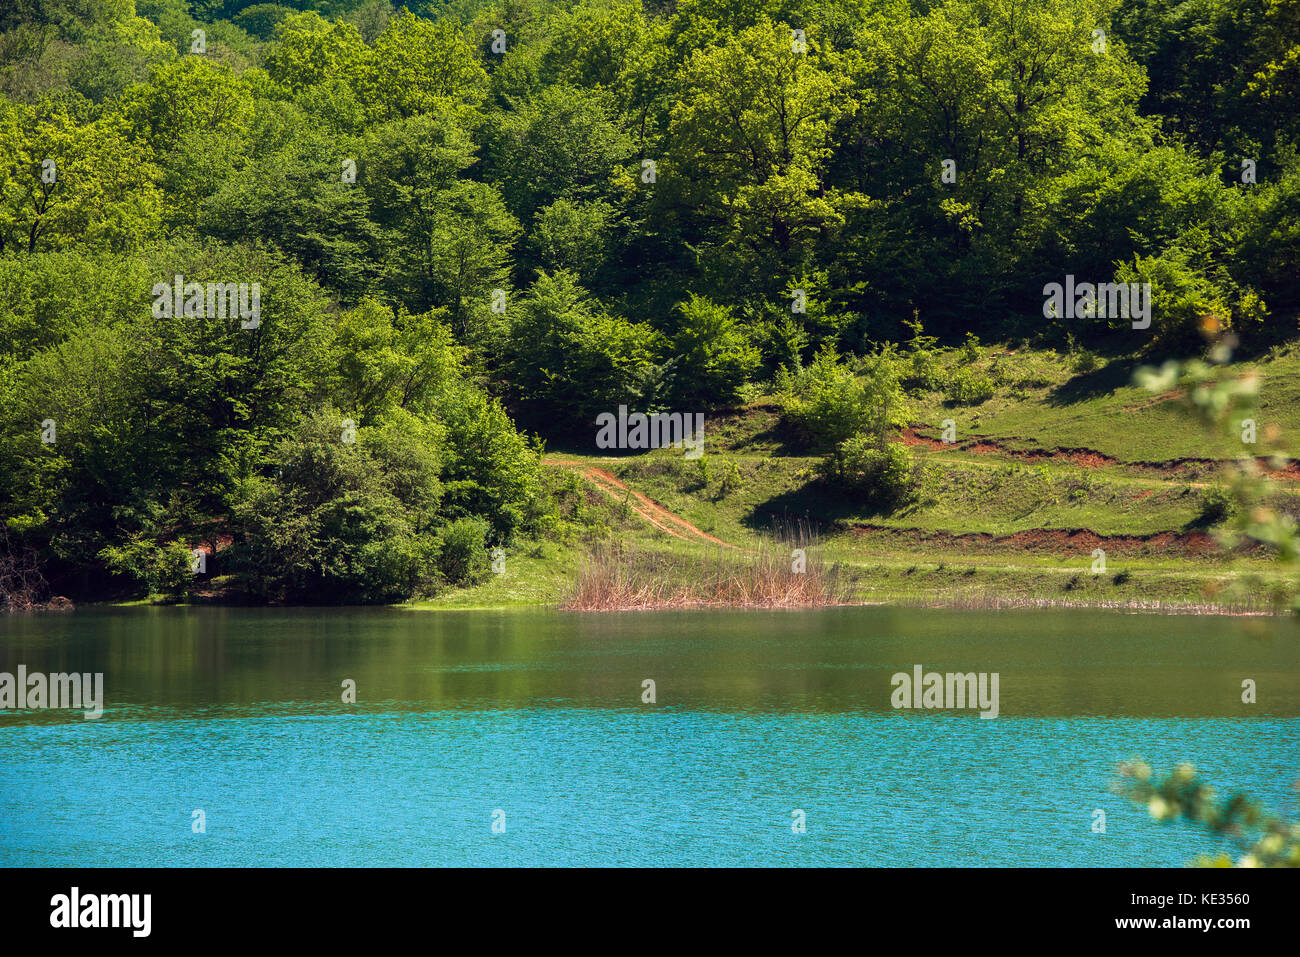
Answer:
567;523;852;610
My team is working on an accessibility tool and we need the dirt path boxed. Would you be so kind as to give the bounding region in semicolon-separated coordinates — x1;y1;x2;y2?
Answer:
545;458;738;549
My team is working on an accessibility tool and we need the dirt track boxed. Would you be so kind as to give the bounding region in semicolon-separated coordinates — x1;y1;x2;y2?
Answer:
546;458;737;548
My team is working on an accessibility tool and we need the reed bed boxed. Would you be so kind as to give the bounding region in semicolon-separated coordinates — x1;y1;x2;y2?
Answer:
566;525;853;611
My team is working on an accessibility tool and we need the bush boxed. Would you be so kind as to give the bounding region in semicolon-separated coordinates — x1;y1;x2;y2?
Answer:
100;536;194;597
229;409;441;604
1114;247;1265;350
669;294;761;406
782;347;908;450
908;353;945;391
505;270;659;424
1198;486;1236;525
944;367;996;405
437;517;491;585
818;436;917;507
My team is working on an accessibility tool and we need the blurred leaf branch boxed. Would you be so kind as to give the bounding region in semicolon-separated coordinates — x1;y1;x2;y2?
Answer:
1135;334;1300;609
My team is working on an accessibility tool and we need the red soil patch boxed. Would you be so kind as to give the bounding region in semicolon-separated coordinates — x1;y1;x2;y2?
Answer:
851;524;1222;557
899;428;949;450
1123;389;1185;412
900;426;1300;480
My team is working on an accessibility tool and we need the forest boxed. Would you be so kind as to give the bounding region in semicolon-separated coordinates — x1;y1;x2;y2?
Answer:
1;0;1297;606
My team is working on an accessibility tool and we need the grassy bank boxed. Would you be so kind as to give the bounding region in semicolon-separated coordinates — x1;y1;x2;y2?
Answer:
522;340;1300;613
110;341;1300;615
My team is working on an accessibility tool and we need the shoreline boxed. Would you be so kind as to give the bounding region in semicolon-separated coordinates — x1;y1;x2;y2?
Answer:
14;596;1265;616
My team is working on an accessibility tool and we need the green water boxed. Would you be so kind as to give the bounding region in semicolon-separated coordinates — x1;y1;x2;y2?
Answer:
1;606;1296;866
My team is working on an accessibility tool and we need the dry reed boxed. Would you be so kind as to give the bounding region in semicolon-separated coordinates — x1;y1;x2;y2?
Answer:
566;522;852;611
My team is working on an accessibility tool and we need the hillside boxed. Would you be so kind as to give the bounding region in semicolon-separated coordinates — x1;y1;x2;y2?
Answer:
418;339;1300;611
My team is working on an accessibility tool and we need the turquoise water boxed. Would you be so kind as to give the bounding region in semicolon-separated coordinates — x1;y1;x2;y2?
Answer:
1;606;1297;866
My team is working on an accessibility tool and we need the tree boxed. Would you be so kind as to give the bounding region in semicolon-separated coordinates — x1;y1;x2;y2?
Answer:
361;111;519;327
504;269;659;426
529;197;617;283
355;10;487;120
197;130;382;301
229;407;443;604
486;84;633;222
660;19;859;291
0;98;162;255
667;294;760;406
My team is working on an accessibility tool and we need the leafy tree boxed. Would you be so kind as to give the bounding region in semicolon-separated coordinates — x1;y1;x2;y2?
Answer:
0;98;162;254
263;11;368;94
331;299;465;423
361;111;518;326
486;83;633;222
661;18;859;290
198;130;381;300
436;515;490;585
230;406;442;603
529;197;617;283
667;294;760;406
504;269;659;426
356;10;487;120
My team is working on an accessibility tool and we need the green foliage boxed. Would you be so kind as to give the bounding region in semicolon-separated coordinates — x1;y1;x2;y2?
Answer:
437;515;490;586
943;366;996;405
1198;485;1235;525
781;346;908;451
230;407;442;604
1114;247;1235;349
487;84;633;221
1117;761;1300;867
438;388;548;542
818;434;917;508
0;98;163;255
1;0;1298;609
504;269;658;424
668;294;759;406
198;130;381;300
530;197;616;283
100;535;193;597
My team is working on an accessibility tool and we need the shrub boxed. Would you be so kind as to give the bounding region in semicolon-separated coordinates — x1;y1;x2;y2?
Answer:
1114;247;1265;350
944;367;996;404
100;536;194;597
818;436;917;507
437;516;491;586
229;409;441;604
1198;486;1236;524
906;349;946;392
782;346;909;450
669;294;761;406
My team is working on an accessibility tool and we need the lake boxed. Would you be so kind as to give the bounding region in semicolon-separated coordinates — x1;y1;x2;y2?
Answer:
1;606;1297;866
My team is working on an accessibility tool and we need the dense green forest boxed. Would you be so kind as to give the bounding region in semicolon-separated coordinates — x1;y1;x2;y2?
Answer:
1;0;1297;605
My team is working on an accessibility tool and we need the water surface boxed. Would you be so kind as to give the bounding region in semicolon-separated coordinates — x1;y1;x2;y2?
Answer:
1;607;1296;866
